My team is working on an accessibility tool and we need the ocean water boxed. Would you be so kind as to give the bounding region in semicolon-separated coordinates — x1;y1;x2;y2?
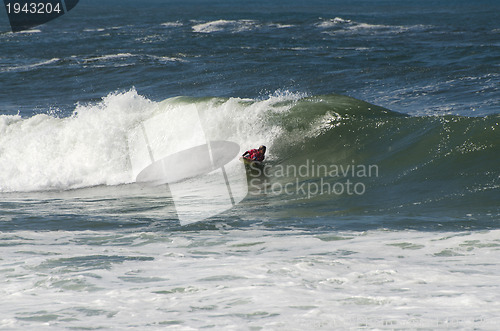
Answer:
1;0;499;329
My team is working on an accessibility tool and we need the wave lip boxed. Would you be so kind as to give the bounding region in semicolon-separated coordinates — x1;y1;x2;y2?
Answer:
191;19;294;34
161;21;183;28
317;17;432;36
79;53;185;68
192;19;259;34
316;17;352;28
1;58;60;73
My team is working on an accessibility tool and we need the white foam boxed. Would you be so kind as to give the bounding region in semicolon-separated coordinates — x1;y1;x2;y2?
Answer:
145;55;186;63
191;19;293;34
192;19;259;33
161;21;183;28
0;58;60;73
267;23;295;29
0;89;304;192
317;17;431;36
0;228;498;329
17;29;41;34
316;17;352;28
84;53;134;62
83;28;106;32
80;53;185;67
0;89;153;192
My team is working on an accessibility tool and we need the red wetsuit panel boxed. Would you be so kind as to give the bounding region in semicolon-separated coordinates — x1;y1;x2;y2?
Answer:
246;149;265;162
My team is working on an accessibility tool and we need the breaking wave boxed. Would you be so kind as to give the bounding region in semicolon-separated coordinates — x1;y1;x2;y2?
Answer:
0;89;498;223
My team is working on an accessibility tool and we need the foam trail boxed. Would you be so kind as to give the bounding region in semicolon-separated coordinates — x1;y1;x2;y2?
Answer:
192;19;259;33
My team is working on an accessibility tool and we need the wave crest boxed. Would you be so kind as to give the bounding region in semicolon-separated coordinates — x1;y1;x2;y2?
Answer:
0;90;497;200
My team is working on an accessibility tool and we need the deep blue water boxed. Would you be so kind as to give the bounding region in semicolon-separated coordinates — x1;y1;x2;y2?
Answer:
1;0;499;116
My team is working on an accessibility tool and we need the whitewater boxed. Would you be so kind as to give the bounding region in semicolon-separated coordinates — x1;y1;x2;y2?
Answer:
0;89;291;192
1;228;499;330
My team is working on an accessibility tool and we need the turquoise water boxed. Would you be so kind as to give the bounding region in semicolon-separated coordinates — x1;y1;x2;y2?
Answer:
0;0;499;329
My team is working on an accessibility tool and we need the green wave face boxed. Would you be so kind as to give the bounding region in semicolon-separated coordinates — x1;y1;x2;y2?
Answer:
208;94;499;224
